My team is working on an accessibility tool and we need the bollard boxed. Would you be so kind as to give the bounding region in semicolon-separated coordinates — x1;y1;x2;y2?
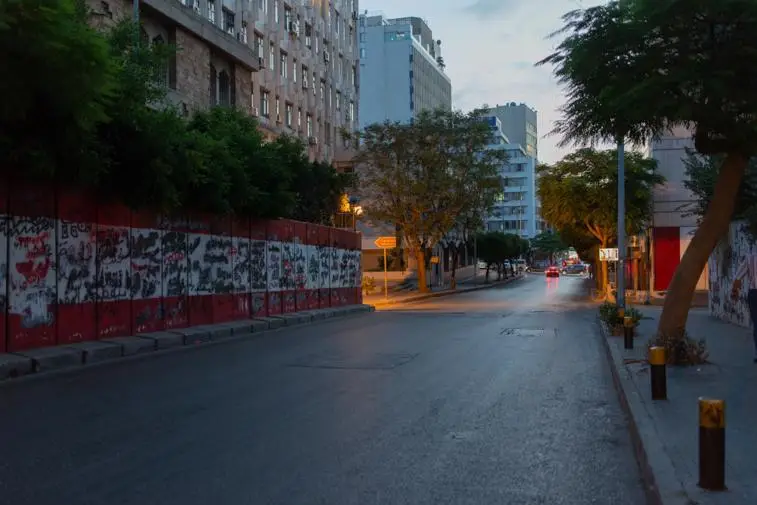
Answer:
623;316;634;349
648;346;666;400
698;398;726;491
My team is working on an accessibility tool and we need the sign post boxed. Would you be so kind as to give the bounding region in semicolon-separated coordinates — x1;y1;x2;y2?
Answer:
374;236;397;299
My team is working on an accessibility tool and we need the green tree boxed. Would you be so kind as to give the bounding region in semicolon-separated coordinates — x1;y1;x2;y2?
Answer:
355;108;507;292
530;231;567;263
0;0;114;183
476;231;509;282
541;0;757;335
537;148;662;291
682;149;757;238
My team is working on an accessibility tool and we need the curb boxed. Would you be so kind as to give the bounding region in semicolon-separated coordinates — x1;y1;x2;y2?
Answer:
368;274;526;308
597;319;692;505
0;304;374;386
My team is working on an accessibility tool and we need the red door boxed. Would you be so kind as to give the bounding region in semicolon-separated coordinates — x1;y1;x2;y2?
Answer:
653;227;680;291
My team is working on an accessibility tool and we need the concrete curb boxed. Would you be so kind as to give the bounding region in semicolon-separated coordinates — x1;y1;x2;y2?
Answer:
597;319;692;505
368;274;526;308
0;304;374;384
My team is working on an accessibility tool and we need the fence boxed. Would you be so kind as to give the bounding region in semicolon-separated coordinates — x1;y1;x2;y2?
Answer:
0;184;362;353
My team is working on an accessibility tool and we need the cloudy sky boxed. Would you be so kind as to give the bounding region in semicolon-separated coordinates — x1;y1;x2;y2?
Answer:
359;0;606;164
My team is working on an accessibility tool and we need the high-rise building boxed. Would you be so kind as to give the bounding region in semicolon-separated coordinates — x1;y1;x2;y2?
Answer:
86;0;359;164
357;13;452;128
251;0;361;163
489;103;538;160
481;116;542;238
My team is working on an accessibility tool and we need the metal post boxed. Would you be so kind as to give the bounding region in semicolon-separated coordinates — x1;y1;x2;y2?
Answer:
617;140;626;309
383;247;388;300
623;316;634;349
473;235;478;279
649;346;667;400
133;0;140;46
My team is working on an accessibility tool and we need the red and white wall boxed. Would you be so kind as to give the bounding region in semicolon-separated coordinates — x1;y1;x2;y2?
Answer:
0;184;362;353
649;127;708;292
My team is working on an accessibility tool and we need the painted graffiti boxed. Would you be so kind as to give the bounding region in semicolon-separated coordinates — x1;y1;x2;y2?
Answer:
709;221;754;328
307;245;319;290
250;240;267;291
294;243;307;290
281;242;295;290
131;228;162;300
318;246;331;289
10;216;56;329
162;230;187;298
233;236;251;294
267;241;282;291
96;226;130;301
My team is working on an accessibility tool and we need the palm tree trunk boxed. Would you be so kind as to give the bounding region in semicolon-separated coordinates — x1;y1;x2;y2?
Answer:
658;153;747;335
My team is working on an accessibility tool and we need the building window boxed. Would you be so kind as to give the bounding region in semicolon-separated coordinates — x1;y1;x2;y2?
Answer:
319;80;324;103
348;101;354;122
280;51;287;78
275;96;280;122
259;0;265;12
269;42;275;70
306;114;313;137
151;35;169;87
305;23;312;48
240;21;248;43
255;33;264;59
292;58;297;82
335;91;341;110
297;107;302;129
285;103;293;127
273;0;279;23
218;70;231;106
338;55;343;78
207;0;215;23
311;72;316;96
351;65;356;87
222;8;234;35
359;48;365;58
260;89;269;117
284;6;292;29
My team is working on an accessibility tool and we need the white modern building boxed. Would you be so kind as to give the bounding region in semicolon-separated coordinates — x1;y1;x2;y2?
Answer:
357;13;451;128
490;102;538;160
482;116;540;238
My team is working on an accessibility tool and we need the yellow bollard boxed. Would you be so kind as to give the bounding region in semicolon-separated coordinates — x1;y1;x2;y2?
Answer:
698;398;726;491
648;346;666;400
623;316;634;349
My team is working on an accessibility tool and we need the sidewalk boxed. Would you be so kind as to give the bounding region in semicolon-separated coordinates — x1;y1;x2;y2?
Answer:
364;272;524;308
600;306;757;505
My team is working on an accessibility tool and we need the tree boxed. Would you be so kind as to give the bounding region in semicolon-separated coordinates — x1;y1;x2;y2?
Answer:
476;232;509;282
541;0;757;335
530;231;567;263
355;108;508;292
682;149;757;238
0;0;114;183
537;148;662;291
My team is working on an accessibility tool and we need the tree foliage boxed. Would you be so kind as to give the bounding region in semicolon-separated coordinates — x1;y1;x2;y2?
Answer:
355;108;508;291
476;231;526;281
530;231;567;258
0;4;348;223
540;0;757;335
682;149;757;237
538;148;662;247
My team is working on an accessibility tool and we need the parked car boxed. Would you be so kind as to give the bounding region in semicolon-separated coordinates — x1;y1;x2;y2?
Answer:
477;260;488;270
546;265;560;278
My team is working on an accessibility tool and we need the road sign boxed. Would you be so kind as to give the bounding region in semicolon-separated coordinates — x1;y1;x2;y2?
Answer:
374;236;397;249
599;248;619;262
430;256;440;264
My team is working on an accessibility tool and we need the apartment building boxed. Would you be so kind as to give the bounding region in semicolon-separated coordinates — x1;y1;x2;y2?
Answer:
358;14;451;128
88;0;260;114
489;102;538;160
87;0;359;163
482;116;540;239
249;0;360;162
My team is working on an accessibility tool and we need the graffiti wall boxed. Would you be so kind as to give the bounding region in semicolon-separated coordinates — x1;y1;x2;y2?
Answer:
708;220;754;328
0;188;362;353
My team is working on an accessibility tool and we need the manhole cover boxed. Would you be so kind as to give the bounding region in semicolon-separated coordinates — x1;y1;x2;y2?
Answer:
287;352;419;370
499;328;545;337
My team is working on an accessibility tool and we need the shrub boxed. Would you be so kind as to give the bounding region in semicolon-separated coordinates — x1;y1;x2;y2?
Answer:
648;330;709;366
362;276;376;295
598;301;622;326
626;307;643;327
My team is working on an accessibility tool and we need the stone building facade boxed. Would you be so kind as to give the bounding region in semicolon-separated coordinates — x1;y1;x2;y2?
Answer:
87;0;358;165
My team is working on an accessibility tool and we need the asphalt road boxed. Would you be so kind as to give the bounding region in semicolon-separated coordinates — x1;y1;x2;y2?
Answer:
0;274;646;505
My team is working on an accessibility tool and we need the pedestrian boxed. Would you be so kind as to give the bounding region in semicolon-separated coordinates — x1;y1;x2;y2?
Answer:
731;252;757;363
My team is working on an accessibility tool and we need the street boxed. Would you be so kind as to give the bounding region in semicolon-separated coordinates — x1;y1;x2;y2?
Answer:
0;275;645;505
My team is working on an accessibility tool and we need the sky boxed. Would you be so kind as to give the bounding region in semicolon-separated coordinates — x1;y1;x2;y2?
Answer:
359;0;606;164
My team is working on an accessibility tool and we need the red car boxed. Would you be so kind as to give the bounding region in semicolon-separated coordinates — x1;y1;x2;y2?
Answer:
546;265;560;278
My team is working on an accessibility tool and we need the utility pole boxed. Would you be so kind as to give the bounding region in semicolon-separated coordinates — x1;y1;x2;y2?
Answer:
617;139;626;308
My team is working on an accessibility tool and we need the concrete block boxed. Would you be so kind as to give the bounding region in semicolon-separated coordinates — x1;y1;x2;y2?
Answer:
254;317;285;329
102;336;156;356
0;353;34;379
17;346;83;373
273;313;309;326
221;320;256;335
307;310;328;321
250;319;270;332
172;326;212;345
206;325;234;340
66;341;123;364
138;331;184;350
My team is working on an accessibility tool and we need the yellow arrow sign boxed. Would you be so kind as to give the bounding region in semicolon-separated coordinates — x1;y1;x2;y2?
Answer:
374;236;397;249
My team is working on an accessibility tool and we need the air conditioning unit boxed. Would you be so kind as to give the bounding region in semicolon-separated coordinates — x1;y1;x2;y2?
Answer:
308;136;318;145
251;106;259;117
323;51;330;63
302;79;308;89
288;20;300;36
226;27;235;36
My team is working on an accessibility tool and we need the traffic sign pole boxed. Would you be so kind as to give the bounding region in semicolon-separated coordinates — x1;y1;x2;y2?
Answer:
384;247;388;299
